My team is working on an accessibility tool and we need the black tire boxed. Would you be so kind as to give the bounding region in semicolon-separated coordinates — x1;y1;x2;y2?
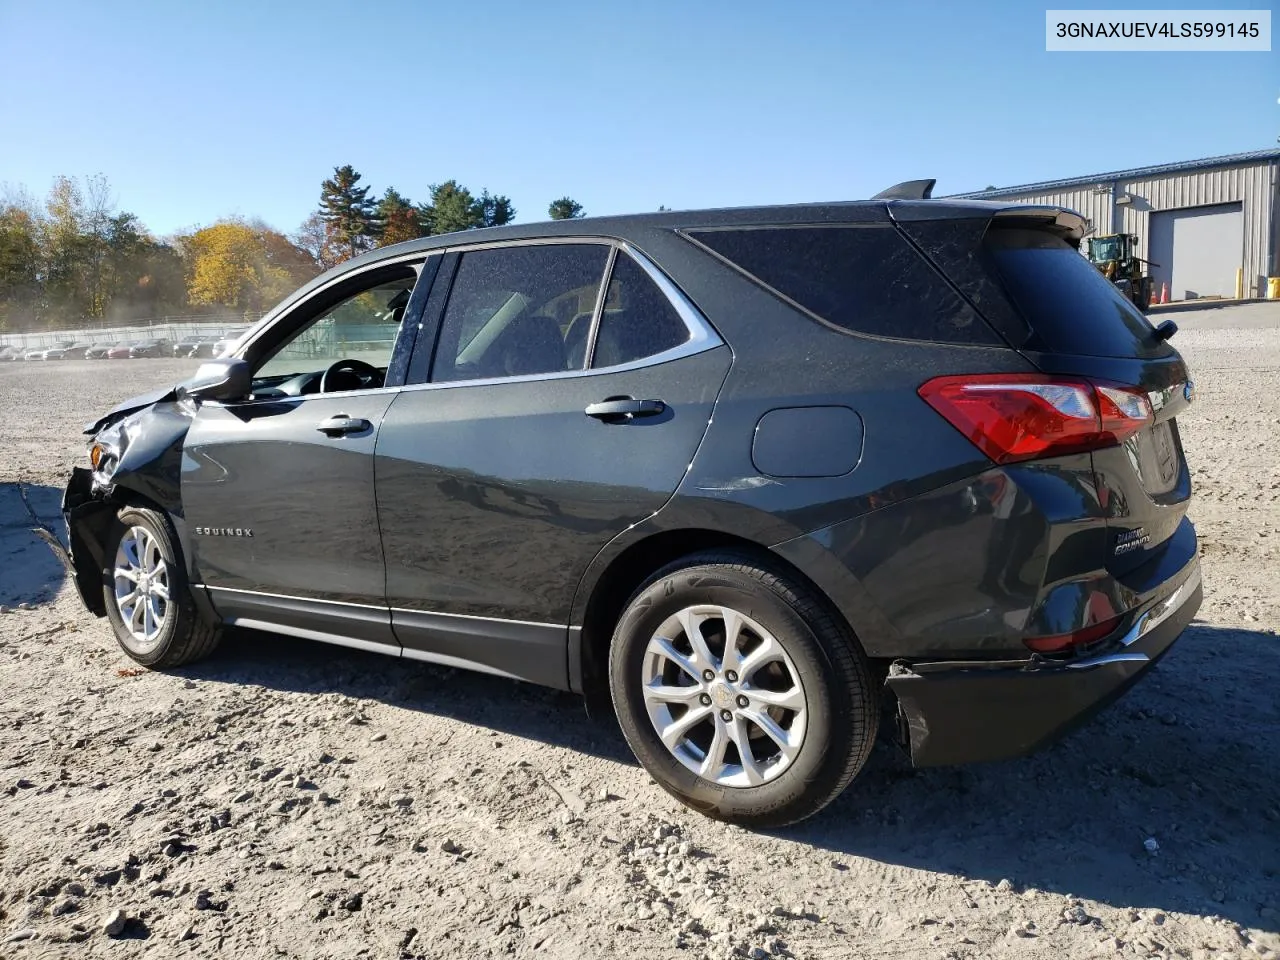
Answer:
102;506;221;668
608;551;878;827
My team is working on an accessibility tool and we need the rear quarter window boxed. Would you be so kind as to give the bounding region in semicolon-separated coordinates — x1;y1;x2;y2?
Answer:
683;224;996;344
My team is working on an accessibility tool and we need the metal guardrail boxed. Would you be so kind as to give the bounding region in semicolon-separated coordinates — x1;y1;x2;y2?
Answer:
270;323;400;361
0;315;262;351
2;319;400;359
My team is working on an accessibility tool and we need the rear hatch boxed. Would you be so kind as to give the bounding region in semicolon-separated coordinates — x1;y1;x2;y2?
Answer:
897;208;1194;579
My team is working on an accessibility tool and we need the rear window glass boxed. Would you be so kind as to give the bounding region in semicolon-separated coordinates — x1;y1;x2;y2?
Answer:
985;228;1171;359
685;225;994;343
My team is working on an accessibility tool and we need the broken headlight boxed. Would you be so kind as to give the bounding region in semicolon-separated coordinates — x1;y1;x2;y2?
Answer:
88;418;132;481
88;438;120;479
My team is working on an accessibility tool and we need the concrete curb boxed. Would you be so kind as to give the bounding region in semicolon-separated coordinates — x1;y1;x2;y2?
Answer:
1148;298;1270;315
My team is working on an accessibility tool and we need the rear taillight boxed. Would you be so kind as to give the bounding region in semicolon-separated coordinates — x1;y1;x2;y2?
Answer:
918;374;1153;464
1023;616;1121;654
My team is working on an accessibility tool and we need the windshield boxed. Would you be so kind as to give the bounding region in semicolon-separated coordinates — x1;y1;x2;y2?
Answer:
1089;237;1122;261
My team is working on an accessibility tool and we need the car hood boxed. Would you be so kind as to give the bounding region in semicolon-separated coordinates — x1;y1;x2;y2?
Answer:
83;385;178;435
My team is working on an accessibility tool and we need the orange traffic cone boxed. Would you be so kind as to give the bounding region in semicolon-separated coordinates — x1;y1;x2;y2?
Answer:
1159;282;1169;304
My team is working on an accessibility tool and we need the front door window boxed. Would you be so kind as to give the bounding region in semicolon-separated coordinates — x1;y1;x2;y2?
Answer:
250;270;416;395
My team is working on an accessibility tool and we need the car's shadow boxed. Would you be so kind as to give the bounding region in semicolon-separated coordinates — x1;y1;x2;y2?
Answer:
177;620;1278;932
185;626;637;765
0;483;69;608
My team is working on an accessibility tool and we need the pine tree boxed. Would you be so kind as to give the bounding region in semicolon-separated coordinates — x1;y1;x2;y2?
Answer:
548;197;584;220
318;165;378;261
424;180;480;235
477;191;515;228
376;188;423;247
414;182;517;235
414;200;436;238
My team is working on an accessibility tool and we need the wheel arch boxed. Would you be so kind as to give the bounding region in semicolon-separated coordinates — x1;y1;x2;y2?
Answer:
99;496;224;667
572;526;870;711
66;479;202;620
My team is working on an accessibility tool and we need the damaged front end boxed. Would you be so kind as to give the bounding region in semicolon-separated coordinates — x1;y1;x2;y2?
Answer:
60;392;194;618
62;466;118;616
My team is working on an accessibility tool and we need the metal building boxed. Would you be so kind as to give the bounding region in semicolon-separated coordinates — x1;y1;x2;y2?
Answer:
951;148;1280;301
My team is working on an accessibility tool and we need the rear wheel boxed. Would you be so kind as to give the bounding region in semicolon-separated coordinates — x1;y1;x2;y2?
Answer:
609;552;878;827
102;506;221;668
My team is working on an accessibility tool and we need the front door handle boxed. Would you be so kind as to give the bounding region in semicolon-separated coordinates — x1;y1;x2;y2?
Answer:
584;398;666;422
316;415;371;436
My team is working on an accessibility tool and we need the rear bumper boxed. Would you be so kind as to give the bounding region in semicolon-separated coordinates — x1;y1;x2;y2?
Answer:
886;556;1202;767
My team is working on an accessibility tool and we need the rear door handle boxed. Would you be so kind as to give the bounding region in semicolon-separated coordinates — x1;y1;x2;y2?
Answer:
316;415;371;436
584;398;666;422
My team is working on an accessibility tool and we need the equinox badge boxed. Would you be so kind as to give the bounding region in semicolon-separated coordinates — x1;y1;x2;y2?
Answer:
194;527;253;538
1114;527;1150;555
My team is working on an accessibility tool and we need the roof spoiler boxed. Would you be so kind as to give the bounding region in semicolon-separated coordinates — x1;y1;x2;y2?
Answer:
871;179;936;201
990;206;1088;244
885;200;1089;248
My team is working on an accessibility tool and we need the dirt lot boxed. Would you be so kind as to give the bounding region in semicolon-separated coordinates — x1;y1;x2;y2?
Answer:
1;304;1277;960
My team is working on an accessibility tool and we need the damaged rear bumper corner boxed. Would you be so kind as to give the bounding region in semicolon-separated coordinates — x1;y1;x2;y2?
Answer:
885;559;1203;768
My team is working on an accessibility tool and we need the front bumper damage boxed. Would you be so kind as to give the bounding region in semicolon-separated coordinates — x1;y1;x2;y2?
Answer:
886;558;1202;767
59;466;116;617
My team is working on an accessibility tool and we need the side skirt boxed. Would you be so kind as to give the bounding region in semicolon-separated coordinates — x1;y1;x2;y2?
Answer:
206;586;398;649
201;586;572;690
392;608;570;690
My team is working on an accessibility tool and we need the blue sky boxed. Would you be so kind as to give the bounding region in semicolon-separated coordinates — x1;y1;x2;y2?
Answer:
0;0;1274;237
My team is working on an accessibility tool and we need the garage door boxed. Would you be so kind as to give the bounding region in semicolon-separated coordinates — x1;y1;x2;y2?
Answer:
1148;202;1243;300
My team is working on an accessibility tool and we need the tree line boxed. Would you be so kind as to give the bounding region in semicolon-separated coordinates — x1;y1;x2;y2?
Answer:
0;167;586;332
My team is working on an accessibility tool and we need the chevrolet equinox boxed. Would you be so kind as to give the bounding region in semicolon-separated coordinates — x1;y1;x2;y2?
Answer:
59;181;1201;826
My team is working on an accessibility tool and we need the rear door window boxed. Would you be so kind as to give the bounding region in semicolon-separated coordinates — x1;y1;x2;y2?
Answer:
590;253;691;368
984;228;1170;359
684;224;995;343
430;244;609;382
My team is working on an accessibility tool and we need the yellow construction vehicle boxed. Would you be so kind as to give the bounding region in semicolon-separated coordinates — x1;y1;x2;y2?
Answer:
1086;233;1156;311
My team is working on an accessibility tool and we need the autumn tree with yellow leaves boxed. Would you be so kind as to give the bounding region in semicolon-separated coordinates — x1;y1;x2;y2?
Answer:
0;164;530;331
182;220;317;316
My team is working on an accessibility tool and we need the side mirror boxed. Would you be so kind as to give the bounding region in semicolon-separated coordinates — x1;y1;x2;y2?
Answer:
179;358;252;402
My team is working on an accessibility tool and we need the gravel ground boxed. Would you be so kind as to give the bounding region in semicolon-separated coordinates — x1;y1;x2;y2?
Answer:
1;304;1277;959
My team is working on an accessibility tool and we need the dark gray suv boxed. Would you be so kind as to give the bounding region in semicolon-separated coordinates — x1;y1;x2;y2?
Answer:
60;184;1201;825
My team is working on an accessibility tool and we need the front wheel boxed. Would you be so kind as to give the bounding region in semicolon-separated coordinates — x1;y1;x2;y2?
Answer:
608;552;878;827
102;506;221;668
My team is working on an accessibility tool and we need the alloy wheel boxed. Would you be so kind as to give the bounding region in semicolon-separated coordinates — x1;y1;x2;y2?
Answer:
113;525;170;651
641;604;808;787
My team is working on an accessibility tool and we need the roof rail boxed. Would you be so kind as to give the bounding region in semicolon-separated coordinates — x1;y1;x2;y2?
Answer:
871;179;936;201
